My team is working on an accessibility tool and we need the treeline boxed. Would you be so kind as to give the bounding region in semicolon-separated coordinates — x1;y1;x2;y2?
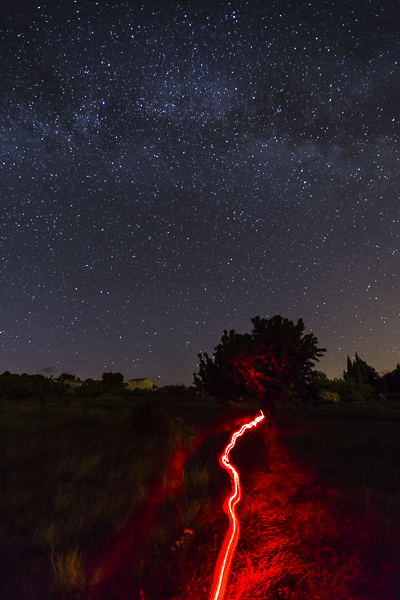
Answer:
0;371;130;402
316;354;400;402
73;372;125;398
0;372;67;404
1;356;399;405
0;371;124;402
0;371;198;402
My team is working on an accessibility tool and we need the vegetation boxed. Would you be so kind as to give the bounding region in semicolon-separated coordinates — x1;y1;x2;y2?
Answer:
385;363;400;394
344;352;379;387
315;357;400;403
0;395;225;599
0;395;400;599
101;372;124;393
194;315;326;421
1;347;400;599
0;371;67;405
0;370;135;403
75;379;102;398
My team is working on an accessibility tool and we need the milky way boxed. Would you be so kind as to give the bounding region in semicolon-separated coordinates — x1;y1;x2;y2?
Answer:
1;0;399;384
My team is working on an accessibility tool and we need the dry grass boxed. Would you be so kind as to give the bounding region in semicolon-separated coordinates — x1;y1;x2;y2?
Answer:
172;422;400;600
1;399;400;599
0;400;172;599
51;547;86;591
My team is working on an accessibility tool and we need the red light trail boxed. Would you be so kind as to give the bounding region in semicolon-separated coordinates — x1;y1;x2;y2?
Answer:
209;411;265;600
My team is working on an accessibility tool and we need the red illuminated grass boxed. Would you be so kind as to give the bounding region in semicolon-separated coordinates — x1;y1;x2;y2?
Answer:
3;401;400;600
176;422;400;600
209;411;265;600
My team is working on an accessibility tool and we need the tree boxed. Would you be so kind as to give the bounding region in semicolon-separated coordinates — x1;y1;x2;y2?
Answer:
26;374;56;408
59;373;76;381
194;315;326;423
101;372;124;393
0;372;24;403
384;364;400;394
0;372;67;406
343;353;378;388
76;379;101;398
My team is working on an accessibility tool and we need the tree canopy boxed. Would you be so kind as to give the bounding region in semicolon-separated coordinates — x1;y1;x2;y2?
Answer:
59;373;76;381
384;363;400;394
0;371;67;404
101;372;124;393
194;315;326;421
343;353;378;387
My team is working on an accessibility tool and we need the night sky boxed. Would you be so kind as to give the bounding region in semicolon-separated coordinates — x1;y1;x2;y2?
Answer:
1;0;399;385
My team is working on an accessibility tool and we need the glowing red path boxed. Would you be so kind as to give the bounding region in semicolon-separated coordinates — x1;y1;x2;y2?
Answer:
209;411;265;600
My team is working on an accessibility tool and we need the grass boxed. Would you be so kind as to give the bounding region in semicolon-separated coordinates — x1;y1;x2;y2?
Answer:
276;398;400;420
172;415;400;600
0;399;172;599
1;397;400;598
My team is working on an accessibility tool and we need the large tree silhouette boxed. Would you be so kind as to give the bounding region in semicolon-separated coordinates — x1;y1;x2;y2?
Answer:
194;315;326;423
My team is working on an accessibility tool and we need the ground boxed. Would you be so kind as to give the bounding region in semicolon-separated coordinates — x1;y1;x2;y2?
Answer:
1;397;399;599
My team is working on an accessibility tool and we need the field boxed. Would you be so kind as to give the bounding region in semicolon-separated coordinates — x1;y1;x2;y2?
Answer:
1;396;400;599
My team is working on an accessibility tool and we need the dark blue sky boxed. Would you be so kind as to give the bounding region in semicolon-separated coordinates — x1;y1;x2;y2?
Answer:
1;0;399;384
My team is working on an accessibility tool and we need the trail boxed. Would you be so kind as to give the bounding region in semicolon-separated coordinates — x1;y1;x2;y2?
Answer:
209;411;265;600
86;413;250;600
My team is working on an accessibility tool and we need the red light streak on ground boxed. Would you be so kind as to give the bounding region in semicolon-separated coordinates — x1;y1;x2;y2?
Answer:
209;411;265;600
87;416;241;599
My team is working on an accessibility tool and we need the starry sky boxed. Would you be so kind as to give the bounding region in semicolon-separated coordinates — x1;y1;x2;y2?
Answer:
1;0;399;385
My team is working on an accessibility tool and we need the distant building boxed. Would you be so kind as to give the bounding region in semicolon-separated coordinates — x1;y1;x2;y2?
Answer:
127;377;154;391
63;379;83;389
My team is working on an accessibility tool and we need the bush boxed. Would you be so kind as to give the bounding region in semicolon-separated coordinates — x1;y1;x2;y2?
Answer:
317;377;376;402
320;390;340;403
